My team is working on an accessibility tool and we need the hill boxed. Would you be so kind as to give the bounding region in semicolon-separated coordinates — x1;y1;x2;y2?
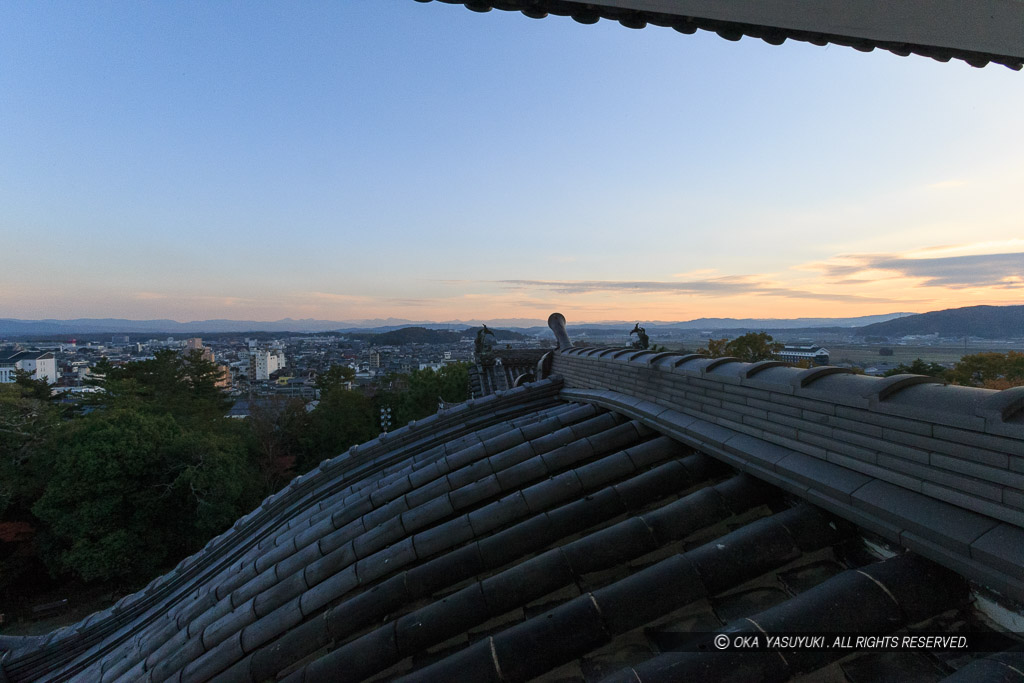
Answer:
855;305;1024;339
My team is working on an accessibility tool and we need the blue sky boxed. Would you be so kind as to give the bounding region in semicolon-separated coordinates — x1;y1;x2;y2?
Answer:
2;2;1022;322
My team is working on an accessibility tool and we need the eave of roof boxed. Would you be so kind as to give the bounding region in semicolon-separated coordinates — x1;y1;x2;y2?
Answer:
418;0;1024;70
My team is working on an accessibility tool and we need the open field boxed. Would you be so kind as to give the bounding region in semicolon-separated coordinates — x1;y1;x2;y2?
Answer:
823;343;1022;369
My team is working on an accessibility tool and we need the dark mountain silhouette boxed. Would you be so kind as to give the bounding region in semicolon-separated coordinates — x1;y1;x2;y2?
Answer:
855;305;1024;339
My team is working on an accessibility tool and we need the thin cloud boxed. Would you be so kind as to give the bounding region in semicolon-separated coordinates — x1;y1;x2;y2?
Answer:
382;298;432;307
927;180;968;190
906;240;1024;259
496;279;896;303
304;291;376;303
816;252;1024;288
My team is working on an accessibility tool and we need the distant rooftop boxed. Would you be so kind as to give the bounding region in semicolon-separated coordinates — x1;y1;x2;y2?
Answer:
0;349;53;363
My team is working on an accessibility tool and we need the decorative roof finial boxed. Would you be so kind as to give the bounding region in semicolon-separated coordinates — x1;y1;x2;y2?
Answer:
474;325;495;361
548;312;572;350
630;323;650;350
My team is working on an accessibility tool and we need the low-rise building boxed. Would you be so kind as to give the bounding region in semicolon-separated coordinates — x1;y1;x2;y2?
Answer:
0;350;58;384
777;344;830;365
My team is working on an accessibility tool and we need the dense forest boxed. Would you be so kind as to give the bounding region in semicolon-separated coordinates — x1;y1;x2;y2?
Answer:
0;351;468;615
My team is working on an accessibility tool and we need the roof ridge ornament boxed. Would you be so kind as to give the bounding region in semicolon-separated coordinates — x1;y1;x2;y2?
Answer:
629;323;650;350
548;313;573;351
474;324;496;362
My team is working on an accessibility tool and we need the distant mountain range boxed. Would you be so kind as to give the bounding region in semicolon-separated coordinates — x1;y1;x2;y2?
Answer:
0;313;916;337
0;317;551;337
855;305;1024;339
564;313;916;332
345;327;529;345
3;306;1021;339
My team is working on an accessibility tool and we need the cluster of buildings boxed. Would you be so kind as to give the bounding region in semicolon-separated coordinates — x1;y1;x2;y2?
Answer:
0;332;489;406
0;334;836;395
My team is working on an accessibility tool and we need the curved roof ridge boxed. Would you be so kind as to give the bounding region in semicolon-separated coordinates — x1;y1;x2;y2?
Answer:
1;380;567;680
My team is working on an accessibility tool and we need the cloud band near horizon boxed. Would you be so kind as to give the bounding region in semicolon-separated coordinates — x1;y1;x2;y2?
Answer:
818;251;1024;288
495;279;901;304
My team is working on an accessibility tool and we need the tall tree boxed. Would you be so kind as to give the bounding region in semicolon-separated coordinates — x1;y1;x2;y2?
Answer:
246;397;309;492
725;332;784;363
697;338;729;357
298;390;377;473
315;364;356;399
90;349;233;429
13;368;52;401
393;363;469;425
698;333;782;363
0;382;61;594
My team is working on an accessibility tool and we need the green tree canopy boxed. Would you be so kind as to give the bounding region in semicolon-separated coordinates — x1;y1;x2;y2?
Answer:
393;363;469;425
315;364;356;399
727;332;784;363
0;382;60;518
698;333;782;363
1;382;61;594
13;368;52;401
21;350;262;587
947;351;1024;388
90;349;232;430
33;409;258;583
299;389;377;472
697;338;729;358
246;397;310;492
882;359;948;378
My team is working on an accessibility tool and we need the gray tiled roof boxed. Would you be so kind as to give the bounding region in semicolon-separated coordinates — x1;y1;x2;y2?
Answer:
2;371;1022;682
0;350;53;363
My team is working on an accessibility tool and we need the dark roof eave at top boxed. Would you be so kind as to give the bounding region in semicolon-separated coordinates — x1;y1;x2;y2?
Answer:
420;0;1024;70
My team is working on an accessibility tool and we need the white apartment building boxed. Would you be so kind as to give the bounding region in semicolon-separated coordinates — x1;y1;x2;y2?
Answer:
0;350;58;384
249;349;287;381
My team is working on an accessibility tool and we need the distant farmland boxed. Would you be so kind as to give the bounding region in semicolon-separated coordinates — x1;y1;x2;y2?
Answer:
825;343;1021;369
